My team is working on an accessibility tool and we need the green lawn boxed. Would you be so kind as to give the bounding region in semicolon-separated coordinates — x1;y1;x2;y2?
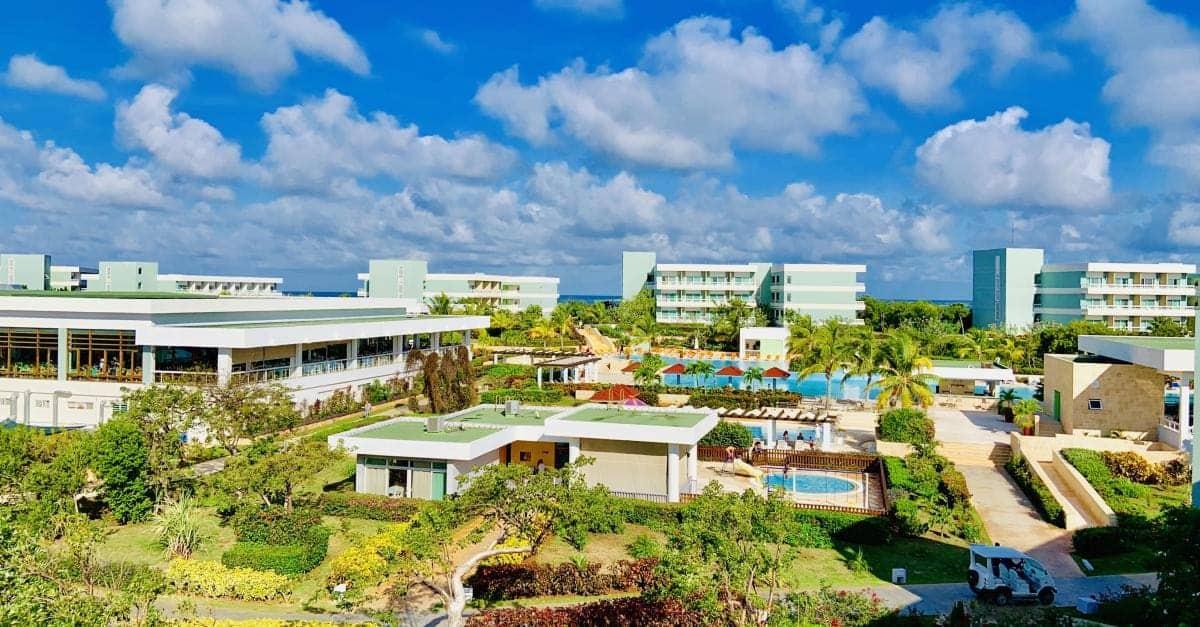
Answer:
1074;548;1157;577
532;526;967;588
95;508;388;612
301;409;398;442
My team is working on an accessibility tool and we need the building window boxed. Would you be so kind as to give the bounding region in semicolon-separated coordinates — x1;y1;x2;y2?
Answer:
34;400;49;408
1087;399;1103;411
67;401;94;410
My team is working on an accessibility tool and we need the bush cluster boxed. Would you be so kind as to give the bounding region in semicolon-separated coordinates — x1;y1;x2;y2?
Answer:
310;492;423;522
466;596;701;626
1004;455;1066;527
677;388;802;411
222;507;331;575
1062;449;1155;515
794;510;893;545
466;558;659;601
698;421;753;448
774;587;892;626
166;559;290;600
326;523;410;591
480;387;564;404
886;452;984;542
610;497;686;530
877;409;935;446
1100;451;1189;487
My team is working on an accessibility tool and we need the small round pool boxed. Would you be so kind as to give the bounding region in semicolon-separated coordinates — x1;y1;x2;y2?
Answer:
764;472;856;494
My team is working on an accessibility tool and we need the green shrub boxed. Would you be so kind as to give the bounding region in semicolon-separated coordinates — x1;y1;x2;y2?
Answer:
484;364;536;379
775;586;892;627
681;388;802;411
613;498;684;530
784;521;834;548
480;388;564;404
794;510;892;545
626;534;662;559
939;468;971;507
311;492;423;522
1004;455;1066;527
221;526;330;575
891;497;931;536
1073;526;1128;558
698;420;753;448
228;506;322;544
93;417;153;523
877;408;935;446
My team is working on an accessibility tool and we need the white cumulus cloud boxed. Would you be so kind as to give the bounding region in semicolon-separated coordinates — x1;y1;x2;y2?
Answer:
415;28;456;54
840;4;1061;108
475;16;864;169
260;89;515;190
4;54;105;100
1168;203;1200;248
116;84;244;179
915;106;1111;209
109;0;369;90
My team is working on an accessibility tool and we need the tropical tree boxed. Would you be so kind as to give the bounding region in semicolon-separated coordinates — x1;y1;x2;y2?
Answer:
119;384;204;507
628;317;659;352
685;359;715;391
796;319;857;411
634;353;667;388
1147;317;1191;337
869;334;938;409
397;461;607;627
527;319;557;347
997;388;1019;421
844;329;882;398
549;308;576;348
742;366;764;391
215;438;341;511
488;308;520;333
710;298;758;348
202;381;298;456
426;293;454;315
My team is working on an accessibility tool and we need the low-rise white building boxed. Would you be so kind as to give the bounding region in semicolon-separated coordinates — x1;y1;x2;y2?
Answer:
0;294;487;428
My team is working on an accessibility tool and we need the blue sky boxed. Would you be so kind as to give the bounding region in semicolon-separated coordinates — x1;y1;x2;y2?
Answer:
1;1;1198;299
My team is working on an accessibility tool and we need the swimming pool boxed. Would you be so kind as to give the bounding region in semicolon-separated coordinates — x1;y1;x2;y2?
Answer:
763;472;857;494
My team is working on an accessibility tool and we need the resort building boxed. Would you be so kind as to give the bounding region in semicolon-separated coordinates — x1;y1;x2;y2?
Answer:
0;254;51;291
0;293;488;429
357;259;559;312
972;248;1195;331
85;261;283;296
621;251;866;325
50;265;97;291
329;403;717;502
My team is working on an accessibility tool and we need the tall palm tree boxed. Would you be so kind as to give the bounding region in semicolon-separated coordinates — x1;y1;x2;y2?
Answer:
743;366;764;391
633;353;666;388
489;309;519;332
528;319;557;347
629;317;659;353
997;388;1019;421
797;319;857;411
685;360;715;392
550;309;577;349
869;333;938;409
845;329;882;401
426;293;453;315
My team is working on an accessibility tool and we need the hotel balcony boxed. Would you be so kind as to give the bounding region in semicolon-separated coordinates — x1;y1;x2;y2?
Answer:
153;346;459;386
656;280;756;290
1078;281;1192;296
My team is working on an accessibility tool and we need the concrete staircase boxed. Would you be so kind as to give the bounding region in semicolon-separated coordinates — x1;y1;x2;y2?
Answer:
937;441;1013;466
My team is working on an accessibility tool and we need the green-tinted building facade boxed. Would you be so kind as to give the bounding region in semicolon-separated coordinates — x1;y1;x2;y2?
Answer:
0;254;50;290
359;260;559;313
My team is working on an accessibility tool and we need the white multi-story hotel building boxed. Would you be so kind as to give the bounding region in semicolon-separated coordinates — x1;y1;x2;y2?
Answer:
0;294;487;428
357;259;559;312
621;252;866;325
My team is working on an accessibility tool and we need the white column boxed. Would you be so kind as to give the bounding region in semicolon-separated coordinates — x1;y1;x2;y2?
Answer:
56;328;68;381
568;438;580;463
141;345;156;385
355;457;366;493
347;339;358;369
393;335;403;359
217;347;233;386
1180;376;1192;446
431;332;441;351
464;329;472;360
667;444;680;502
822;422;833;450
292;343;303;378
766;418;775;447
686;444;698;483
537;367;543;389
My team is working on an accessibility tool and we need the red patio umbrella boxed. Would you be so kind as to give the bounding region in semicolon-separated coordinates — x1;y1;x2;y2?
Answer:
715;364;743;387
662;362;686;385
762;366;790;390
591;384;641;403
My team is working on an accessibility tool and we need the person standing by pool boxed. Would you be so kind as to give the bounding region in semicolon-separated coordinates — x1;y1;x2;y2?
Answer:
781;430;790;445
723;445;736;475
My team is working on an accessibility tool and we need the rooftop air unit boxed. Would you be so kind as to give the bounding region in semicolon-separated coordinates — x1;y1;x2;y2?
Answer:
504;400;521;415
426;416;445;433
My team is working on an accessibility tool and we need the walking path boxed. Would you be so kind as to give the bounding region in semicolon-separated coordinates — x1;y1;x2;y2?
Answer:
1037;460;1109;528
864;573;1156;616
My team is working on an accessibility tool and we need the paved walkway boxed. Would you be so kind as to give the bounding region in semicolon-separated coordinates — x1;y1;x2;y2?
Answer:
958;464;1082;578
863;573;1156;616
931;408;1015;445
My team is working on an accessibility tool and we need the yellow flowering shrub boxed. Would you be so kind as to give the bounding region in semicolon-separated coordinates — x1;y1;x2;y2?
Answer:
167;558;290;601
327;523;409;590
176;621;370;626
479;535;529;566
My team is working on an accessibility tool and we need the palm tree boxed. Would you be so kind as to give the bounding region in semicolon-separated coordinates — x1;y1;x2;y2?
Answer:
869;333;938;409
685;360;715;392
633;353;667;388
845;329;882;401
489;309;519;333
997;388;1018;422
629;317;658;353
550;308;577;349
743;366;764;391
426;293;453;315
797;319;857;411
528;319;557;347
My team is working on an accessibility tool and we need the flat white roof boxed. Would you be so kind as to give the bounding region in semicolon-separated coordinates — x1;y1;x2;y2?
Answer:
1077;335;1195;374
740;326;790;341
1041;262;1196;273
771;263;867;272
160;273;283;283
931;366;1016;382
656;263;759;272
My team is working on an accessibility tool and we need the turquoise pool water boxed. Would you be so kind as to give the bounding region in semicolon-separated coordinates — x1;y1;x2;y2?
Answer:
648;355;1036;401
764;472;856;494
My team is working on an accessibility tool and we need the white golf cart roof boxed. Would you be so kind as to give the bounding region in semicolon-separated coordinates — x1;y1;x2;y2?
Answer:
970;544;1030;560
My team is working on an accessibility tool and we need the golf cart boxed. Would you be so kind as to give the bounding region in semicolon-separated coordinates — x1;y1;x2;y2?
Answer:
967;544;1056;606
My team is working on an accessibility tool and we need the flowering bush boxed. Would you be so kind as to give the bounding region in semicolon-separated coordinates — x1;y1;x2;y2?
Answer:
166;559;290;600
326;523;410;590
466;596;701;626
465;558;660;601
771;587;892;626
311;492;423;522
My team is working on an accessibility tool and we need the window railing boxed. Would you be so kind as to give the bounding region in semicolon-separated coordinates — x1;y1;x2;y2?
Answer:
155;370;219;385
69;367;142;383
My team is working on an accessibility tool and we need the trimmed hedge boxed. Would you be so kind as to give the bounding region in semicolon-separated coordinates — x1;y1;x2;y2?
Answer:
612;497;685;530
698;420;753;447
221;530;329;576
465;559;659;601
167;559;290;600
680;388;802;410
229;507;322;544
311;492;423;522
877;408;935;446
480;388;564;404
794;509;893;545
1004;454;1066;527
466;597;701;626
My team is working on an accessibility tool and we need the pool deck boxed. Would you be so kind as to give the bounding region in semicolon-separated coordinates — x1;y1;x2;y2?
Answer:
694;464;883;510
